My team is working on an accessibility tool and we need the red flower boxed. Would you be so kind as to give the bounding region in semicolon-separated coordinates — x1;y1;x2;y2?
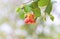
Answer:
24;13;35;24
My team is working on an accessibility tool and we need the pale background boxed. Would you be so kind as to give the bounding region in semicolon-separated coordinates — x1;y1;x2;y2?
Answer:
0;0;60;39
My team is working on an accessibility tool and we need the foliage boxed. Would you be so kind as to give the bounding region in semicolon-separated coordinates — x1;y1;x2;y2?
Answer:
16;0;55;39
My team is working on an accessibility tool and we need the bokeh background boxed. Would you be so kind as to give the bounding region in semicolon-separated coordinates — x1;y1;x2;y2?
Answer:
0;0;60;39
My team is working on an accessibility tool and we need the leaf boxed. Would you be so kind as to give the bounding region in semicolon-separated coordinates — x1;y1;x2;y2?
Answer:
45;2;52;15
38;0;50;6
29;1;38;9
24;5;32;12
19;13;25;19
32;8;41;18
50;15;54;21
16;7;21;12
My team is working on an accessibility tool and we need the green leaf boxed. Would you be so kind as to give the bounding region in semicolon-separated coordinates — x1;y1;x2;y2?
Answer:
16;7;21;12
45;2;52;15
38;0;50;6
19;13;25;19
32;8;41;17
29;1;38;9
16;7;25;19
50;15;54;21
24;5;32;12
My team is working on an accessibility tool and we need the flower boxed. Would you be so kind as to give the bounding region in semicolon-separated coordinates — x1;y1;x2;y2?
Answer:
24;13;35;24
